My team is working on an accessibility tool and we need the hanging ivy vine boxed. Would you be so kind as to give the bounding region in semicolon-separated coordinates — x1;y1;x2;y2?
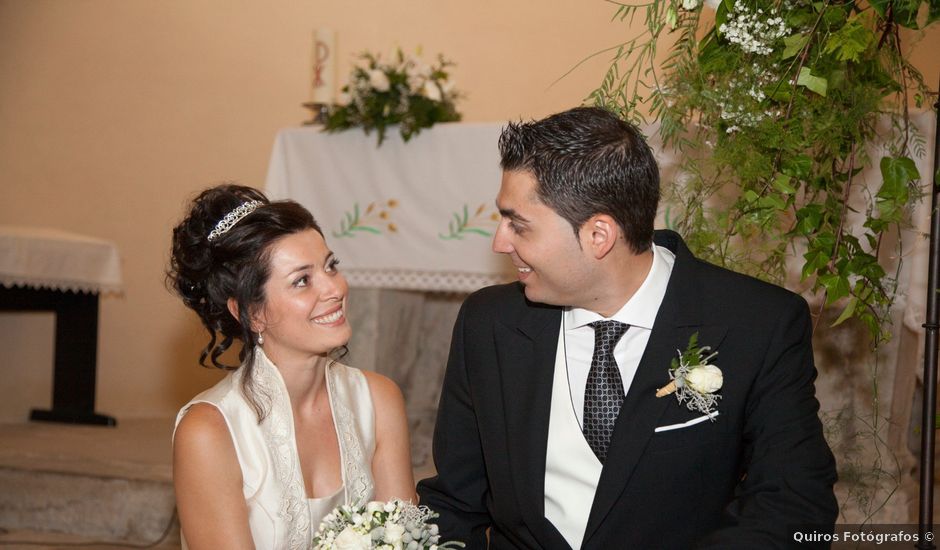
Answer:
589;0;938;344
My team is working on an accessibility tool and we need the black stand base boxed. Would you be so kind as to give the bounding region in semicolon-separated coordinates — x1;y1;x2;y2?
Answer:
30;408;116;426
0;286;116;427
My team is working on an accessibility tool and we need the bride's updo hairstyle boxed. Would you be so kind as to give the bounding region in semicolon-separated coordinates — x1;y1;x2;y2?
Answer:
168;183;322;420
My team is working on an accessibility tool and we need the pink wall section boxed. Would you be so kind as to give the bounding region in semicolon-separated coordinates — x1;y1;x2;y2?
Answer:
1;0;938;419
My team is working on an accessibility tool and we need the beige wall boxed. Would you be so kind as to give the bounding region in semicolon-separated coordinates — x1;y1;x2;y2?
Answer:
1;0;938;420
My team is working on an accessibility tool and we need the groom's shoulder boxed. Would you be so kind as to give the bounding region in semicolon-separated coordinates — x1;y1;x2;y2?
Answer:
460;282;554;321
464;282;526;312
686;253;807;313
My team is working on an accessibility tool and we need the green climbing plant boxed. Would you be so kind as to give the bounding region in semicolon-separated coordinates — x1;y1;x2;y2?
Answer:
588;0;938;344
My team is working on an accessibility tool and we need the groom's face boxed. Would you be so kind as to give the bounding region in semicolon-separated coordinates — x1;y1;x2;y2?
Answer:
493;170;596;307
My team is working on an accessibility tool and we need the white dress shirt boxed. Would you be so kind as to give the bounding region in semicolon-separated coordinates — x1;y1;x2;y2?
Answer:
543;244;676;548
562;244;675;427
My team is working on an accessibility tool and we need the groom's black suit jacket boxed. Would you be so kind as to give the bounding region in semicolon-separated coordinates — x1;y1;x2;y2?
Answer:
417;230;838;549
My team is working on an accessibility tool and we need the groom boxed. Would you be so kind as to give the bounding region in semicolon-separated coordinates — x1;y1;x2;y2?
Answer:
417;106;838;549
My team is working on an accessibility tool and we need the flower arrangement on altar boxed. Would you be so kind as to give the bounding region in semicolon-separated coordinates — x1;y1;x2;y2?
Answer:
313;499;465;550
324;49;462;145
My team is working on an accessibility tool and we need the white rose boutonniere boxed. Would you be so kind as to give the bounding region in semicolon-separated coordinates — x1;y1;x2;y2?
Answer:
656;332;722;417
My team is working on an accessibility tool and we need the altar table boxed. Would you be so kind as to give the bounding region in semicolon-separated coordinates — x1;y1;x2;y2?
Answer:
0;226;122;426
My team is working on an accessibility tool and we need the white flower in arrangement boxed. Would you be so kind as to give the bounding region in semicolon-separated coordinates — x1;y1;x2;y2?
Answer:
440;79;457;98
368;69;391;92
682;0;700;10
718;2;790;56
405;57;433;91
422;80;443;102
334;525;372;550
384;522;406;543
407;73;425;93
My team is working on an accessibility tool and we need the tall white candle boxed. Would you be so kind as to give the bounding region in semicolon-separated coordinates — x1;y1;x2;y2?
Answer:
310;28;336;104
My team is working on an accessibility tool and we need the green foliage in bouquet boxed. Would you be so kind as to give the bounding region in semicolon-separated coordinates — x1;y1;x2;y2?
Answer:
589;0;938;344
325;49;462;146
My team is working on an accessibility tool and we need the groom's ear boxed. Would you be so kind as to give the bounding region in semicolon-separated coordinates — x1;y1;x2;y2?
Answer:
583;214;619;260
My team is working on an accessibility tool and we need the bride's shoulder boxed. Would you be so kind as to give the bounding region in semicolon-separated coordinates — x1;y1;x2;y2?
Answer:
174;403;231;449
357;369;406;416
173;403;241;482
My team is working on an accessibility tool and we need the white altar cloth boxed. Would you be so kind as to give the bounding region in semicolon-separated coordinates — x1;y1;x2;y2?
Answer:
265;123;514;292
0;226;123;294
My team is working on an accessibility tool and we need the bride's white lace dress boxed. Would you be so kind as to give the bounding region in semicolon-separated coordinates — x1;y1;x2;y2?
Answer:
174;348;376;549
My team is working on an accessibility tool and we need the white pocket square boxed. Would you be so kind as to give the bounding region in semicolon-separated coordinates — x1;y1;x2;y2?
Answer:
654;412;719;433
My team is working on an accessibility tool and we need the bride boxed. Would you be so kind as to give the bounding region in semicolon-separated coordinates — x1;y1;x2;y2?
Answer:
168;184;415;549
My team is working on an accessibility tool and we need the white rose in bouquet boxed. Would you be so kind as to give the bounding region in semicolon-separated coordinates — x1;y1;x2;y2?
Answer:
384;522;406;544
334;525;371;550
686;364;723;394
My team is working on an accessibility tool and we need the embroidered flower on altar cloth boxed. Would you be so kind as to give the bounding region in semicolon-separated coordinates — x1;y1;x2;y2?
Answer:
656;332;722;417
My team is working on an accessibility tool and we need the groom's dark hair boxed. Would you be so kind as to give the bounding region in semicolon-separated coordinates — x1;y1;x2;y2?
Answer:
498;106;660;254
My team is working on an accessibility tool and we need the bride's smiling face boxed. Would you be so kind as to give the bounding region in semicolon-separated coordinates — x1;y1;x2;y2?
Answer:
253;228;351;363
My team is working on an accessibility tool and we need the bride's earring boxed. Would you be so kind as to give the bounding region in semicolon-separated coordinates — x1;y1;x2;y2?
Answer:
257;331;264;346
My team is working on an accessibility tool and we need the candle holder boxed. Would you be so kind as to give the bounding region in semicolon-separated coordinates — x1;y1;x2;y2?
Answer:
302;102;331;126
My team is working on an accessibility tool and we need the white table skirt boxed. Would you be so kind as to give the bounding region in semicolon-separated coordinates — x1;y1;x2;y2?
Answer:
0;226;123;295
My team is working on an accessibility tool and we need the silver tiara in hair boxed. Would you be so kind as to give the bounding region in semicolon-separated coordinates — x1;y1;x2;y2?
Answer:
207;200;263;241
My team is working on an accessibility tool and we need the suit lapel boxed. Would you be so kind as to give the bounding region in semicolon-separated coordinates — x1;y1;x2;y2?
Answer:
495;298;564;543
582;231;727;544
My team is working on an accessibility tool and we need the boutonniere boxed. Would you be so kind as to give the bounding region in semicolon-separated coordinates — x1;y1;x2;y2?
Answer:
655;332;722;417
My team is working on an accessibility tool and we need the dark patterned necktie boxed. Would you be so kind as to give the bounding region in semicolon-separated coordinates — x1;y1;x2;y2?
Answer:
583;320;629;463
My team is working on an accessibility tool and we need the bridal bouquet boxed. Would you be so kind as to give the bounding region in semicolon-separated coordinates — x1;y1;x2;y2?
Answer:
324;49;461;145
312;499;465;550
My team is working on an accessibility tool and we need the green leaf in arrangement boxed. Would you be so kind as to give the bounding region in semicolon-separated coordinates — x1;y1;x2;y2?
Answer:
797;67;828;96
773;174;797;195
666;6;678;29
879;156;919;198
832;296;857;327
820;273;852;304
758;194;787;210
823;18;874;62
783;155;813;179
869;0;924;28
796;204;824;235
782;34;809;60
715;0;730;28
802;247;830;279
